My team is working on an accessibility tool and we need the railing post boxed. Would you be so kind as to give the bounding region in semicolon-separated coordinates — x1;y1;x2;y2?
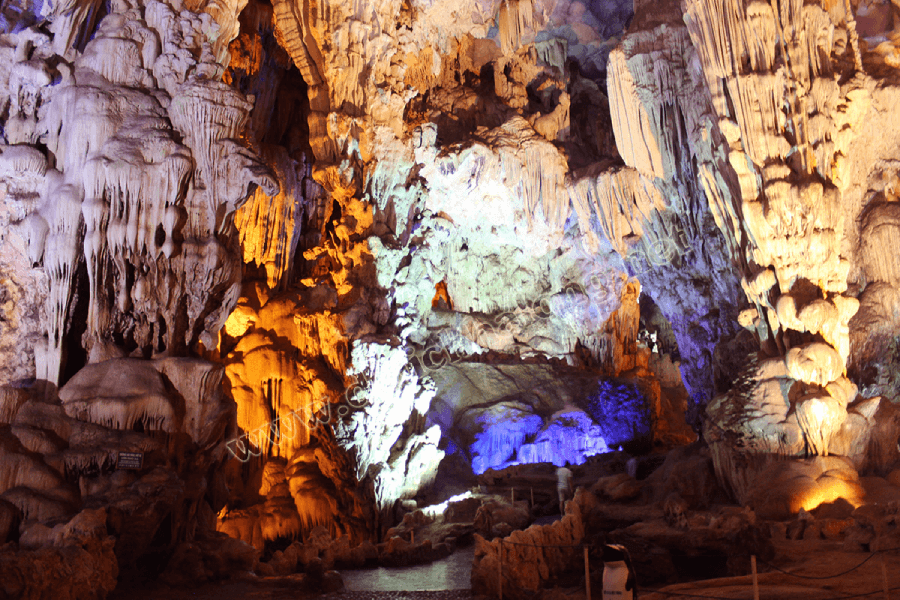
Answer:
751;555;760;600
584;545;591;600
498;539;503;600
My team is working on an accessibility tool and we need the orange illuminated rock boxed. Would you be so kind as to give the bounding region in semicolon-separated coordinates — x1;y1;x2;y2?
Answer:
745;457;865;520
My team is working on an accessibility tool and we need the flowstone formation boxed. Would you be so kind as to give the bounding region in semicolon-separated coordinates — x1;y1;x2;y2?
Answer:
221;0;900;538
215;0;692;552
2;0;279;384
608;0;900;508
0;0;281;593
1;0;900;594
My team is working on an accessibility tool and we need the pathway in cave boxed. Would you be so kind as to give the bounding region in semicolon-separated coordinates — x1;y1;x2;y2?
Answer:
323;592;473;600
336;546;475;592
107;547;476;600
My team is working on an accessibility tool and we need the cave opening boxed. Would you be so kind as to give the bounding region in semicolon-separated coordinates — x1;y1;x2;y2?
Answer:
639;293;680;361
225;0;313;163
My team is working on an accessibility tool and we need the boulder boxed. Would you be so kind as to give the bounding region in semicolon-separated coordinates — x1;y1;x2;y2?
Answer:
845;502;900;552
643;444;725;509
265;548;298;576
887;469;900;487
745;457;865;521
160;530;260;586
590;473;643;501
0;509;118;600
473;498;531;538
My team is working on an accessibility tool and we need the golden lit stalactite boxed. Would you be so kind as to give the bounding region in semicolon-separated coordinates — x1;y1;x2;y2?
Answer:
255;0;461;524
234;147;305;290
221;74;383;541
218;268;373;542
575;277;644;376
432;279;453;310
215;0;387;540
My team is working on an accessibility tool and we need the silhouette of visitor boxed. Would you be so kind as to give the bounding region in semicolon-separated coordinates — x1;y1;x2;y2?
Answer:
556;461;573;515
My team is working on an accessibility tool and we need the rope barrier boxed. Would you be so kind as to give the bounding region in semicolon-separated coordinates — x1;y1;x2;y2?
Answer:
493;539;900;566
836;583;900;599
755;547;900;581
756;553;879;580
482;485;899;598
499;539;587;548
645;589;755;600
644;583;900;600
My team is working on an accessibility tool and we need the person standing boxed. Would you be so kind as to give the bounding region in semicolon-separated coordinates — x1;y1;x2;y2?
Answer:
556;462;574;515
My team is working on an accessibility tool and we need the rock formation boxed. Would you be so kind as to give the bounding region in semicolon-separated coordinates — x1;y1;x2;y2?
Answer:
0;0;899;593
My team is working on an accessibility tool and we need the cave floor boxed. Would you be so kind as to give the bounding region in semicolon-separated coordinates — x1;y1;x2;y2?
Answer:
110;583;475;600
107;548;477;598
641;539;900;600
108;538;900;599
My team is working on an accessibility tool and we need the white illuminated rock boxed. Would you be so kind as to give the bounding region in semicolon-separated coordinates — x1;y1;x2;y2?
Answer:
786;342;844;387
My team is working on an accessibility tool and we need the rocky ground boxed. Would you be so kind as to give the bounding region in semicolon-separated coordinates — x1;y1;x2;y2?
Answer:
642;540;900;599
114;588;477;600
99;445;900;599
110;580;474;600
105;533;900;600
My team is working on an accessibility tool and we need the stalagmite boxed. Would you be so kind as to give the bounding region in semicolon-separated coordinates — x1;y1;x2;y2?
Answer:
37;177;83;384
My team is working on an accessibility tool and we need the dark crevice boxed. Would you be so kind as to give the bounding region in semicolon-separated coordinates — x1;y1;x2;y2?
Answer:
61;255;90;386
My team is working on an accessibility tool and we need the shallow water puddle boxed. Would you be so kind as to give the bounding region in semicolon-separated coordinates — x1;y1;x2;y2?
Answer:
338;547;475;591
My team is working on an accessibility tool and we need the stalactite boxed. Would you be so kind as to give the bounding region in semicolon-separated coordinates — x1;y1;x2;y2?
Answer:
37;178;83;384
499;0;535;55
235;146;306;290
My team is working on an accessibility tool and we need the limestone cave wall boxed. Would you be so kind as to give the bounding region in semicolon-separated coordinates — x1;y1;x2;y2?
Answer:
0;0;899;592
